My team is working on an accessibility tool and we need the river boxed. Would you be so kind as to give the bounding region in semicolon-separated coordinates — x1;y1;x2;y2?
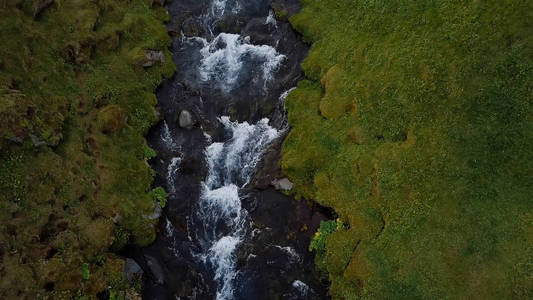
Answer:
127;1;330;299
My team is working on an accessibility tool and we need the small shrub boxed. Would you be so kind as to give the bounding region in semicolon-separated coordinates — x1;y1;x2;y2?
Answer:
150;187;167;208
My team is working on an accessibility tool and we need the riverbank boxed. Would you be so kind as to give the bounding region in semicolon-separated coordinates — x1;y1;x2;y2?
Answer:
0;1;173;298
282;1;533;298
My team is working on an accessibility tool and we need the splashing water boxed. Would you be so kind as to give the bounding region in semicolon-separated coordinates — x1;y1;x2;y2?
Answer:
197;33;285;92
167;157;182;194
265;10;277;27
197;117;278;299
210;0;241;18
292;280;312;297
161;121;177;150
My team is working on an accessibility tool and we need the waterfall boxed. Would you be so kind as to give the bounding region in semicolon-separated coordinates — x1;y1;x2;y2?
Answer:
196;117;278;299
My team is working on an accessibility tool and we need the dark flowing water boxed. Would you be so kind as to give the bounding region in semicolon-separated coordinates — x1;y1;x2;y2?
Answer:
127;1;330;299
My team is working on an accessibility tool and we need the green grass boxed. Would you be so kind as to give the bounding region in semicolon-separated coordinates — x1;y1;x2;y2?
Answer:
282;0;533;299
0;0;174;298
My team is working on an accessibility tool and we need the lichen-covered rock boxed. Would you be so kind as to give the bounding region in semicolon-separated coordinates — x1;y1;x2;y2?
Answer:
143;50;166;67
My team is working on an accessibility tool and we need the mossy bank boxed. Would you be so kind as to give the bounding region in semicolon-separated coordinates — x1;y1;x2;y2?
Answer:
282;0;532;299
0;0;174;298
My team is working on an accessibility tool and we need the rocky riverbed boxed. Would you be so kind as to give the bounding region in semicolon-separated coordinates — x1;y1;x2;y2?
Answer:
123;1;331;299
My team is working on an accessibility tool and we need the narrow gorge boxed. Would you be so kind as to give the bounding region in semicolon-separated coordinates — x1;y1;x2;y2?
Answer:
127;1;329;299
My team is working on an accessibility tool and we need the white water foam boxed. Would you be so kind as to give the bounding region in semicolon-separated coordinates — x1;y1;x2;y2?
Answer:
167;156;182;194
197;33;286;92
210;0;241;19
161;121;177;150
197;116;279;300
165;218;174;238
280;87;297;102
265;10;277;27
209;236;240;300
292;280;311;297
273;245;301;263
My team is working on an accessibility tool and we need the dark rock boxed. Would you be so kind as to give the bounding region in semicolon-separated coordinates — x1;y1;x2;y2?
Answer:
145;255;165;285
182;17;204;37
166;21;181;36
213;15;247;34
251;136;284;189
32;0;54;18
143;50;166;68
242;17;276;45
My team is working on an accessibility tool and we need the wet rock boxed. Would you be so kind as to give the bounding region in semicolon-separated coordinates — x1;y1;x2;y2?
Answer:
213;15;247;34
145;255;165;285
143;50;166;68
251;136;284;189
243;17;276;46
182;17;204;37
124;258;144;282
272;178;294;191
166;21;181;36
178;110;194;129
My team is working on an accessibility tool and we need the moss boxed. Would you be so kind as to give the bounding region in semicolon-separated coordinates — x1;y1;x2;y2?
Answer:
97;104;126;133
284;0;533;298
0;1;174;298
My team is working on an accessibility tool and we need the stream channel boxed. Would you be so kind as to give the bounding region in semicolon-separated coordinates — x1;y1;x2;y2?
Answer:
126;1;331;299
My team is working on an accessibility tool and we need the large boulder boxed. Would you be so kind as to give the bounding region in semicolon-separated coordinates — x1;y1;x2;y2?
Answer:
272;178;294;191
178;110;194;129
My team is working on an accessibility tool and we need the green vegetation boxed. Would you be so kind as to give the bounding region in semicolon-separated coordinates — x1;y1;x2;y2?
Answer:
150;187;168;208
283;0;533;299
0;0;174;298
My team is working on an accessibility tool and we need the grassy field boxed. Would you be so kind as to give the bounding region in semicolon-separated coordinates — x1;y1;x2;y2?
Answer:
0;0;173;298
281;0;533;298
